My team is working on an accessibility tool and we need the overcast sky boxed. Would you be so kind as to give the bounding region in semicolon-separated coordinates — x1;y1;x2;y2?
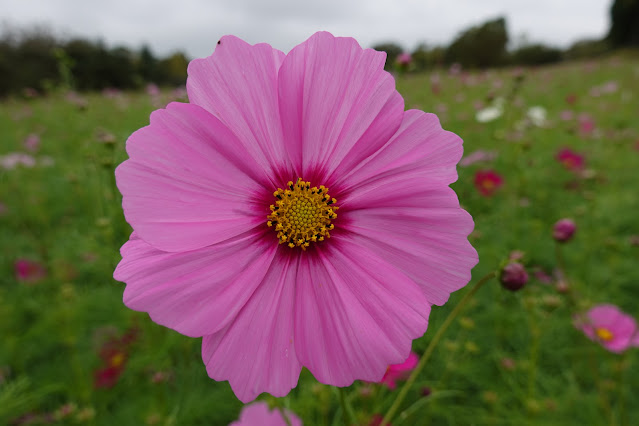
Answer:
1;0;611;58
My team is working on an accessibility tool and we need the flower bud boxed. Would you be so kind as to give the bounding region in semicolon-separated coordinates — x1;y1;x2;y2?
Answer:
500;262;529;291
553;218;576;242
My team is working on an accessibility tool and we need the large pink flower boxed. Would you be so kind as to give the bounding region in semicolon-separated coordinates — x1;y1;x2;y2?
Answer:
114;32;477;402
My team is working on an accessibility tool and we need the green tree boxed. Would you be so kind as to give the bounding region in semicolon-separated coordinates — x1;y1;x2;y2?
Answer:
607;0;639;46
445;17;509;68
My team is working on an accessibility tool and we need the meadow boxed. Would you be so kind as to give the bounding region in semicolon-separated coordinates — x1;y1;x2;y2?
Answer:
1;52;639;425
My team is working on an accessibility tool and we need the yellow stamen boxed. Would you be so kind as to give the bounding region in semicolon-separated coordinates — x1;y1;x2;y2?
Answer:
267;178;338;250
595;327;613;342
110;352;125;368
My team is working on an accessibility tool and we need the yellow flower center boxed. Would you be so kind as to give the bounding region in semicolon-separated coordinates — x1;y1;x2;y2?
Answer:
267;178;338;250
109;352;125;368
595;327;614;342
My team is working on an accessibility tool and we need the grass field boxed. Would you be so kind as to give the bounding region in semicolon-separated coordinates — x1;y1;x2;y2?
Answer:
1;52;639;425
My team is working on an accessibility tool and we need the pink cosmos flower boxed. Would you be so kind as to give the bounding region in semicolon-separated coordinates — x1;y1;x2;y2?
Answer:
474;169;503;197
459;150;497;167
14;259;47;283
230;402;302;426
23;134;40;152
578;114;595;136
396;52;412;66
380;351;419;389
556;148;584;171
575;304;639;353
114;32;477;403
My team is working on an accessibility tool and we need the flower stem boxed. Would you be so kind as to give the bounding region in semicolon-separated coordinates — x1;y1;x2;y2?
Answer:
338;386;354;425
381;271;496;426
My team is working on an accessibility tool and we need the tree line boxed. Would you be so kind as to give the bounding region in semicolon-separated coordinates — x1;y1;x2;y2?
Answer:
0;25;188;97
1;0;637;96
375;0;638;72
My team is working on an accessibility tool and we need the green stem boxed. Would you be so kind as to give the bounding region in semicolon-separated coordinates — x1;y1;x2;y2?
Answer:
381;271;497;426
338;386;354;425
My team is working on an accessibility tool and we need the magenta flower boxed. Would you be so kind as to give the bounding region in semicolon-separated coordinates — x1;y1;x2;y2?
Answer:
14;259;47;284
380;351;419;389
553;218;577;242
114;32;477;402
396;52;412;66
230;402;302;426
575;305;639;353
556;148;584;171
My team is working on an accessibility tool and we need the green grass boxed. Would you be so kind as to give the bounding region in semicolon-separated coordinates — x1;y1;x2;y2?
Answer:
1;53;638;425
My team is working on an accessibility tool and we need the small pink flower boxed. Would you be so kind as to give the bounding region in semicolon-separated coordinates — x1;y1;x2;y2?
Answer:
575;305;639;353
553;218;576;243
556;148;584;171
578;114;595;136
396;52;412;66
474;170;503;197
459;150;497;167
380;351;419;389
102;87;122;98
114;32;477;403
146;83;160;97
23;134;40;152
230;402;302;426
14;259;47;283
559;110;574;121
0;153;36;170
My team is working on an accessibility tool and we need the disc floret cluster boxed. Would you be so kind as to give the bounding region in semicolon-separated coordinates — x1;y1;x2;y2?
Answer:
267;178;338;250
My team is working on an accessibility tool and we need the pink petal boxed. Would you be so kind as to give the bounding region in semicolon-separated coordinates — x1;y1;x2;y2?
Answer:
587;304;623;326
341;184;477;306
230;402;302;426
333;112;475;306
116;102;269;252
278;31;404;182
202;252;302;403
333;110;463;194
187;36;293;181
114;231;277;338
294;236;430;387
390;351;419;373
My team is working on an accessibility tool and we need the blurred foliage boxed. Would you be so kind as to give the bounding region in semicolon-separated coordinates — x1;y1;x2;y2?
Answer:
565;39;611;60
445;17;509;68
0;25;188;97
608;0;639;46
510;44;563;66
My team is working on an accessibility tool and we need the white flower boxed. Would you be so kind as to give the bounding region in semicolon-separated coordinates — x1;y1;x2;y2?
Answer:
527;106;547;127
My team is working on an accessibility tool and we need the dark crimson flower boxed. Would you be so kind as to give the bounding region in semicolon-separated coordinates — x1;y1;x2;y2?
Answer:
94;366;125;389
474;170;503;197
500;262;529;291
